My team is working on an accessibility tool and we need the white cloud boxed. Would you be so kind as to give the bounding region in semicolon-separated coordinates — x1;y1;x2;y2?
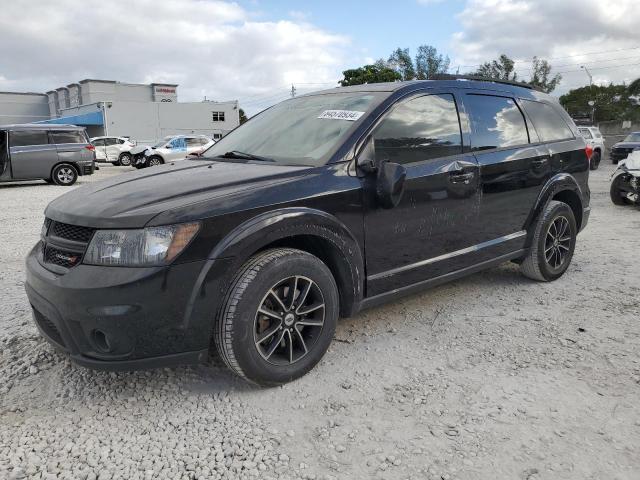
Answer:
0;0;348;114
450;0;640;94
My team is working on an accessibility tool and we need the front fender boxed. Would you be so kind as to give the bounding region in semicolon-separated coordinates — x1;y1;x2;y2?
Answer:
183;207;365;329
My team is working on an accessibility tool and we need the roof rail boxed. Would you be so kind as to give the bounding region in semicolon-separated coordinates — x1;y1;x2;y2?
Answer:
429;74;541;92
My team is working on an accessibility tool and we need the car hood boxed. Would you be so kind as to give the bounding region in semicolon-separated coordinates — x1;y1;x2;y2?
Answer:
45;160;311;228
613;142;640;149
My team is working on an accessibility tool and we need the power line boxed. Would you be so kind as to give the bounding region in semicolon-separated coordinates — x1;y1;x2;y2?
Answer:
450;45;640;71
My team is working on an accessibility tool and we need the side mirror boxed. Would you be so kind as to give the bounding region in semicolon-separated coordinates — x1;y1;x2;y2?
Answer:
376;161;407;209
165;144;173;149
356;137;406;209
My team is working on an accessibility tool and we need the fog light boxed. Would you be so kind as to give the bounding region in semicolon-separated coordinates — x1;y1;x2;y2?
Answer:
92;329;112;353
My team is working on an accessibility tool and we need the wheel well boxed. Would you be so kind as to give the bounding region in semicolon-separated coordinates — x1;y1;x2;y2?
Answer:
149;155;164;163
552;189;582;230
593;147;602;154
258;235;357;317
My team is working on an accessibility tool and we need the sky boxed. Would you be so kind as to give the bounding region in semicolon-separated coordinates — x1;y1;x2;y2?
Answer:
1;0;639;115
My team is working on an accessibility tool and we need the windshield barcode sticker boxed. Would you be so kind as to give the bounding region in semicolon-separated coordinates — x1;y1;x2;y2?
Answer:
318;110;365;121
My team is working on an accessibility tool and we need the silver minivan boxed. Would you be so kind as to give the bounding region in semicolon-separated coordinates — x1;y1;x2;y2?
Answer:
0;124;95;186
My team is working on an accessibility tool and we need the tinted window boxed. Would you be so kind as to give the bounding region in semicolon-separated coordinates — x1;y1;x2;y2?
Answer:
465;95;529;150
10;130;49;147
92;139;106;147
373;94;462;165
521;100;574;142
104;138;118;146
186;138;201;147
50;130;86;144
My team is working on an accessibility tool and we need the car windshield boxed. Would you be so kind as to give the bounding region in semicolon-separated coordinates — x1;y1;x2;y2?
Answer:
623;133;640;142
153;137;172;148
202;92;384;166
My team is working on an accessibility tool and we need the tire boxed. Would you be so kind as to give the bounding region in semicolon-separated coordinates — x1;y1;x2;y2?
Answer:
520;200;577;282
590;150;601;170
148;156;163;167
215;248;339;386
118;152;132;167
610;175;631;205
51;164;78;186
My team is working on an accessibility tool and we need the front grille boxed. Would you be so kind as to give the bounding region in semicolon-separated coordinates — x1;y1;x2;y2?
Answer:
50;221;95;243
44;245;83;268
33;308;65;347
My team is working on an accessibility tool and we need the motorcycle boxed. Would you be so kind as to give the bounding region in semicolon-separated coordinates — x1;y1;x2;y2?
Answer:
610;149;640;206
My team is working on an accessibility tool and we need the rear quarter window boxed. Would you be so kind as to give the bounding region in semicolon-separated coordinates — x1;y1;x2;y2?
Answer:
50;130;87;144
521;100;574;143
10;130;49;147
464;94;529;151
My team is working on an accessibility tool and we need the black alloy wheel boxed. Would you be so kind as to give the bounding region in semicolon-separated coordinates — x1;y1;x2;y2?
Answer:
543;216;572;272
254;276;325;365
215;248;339;386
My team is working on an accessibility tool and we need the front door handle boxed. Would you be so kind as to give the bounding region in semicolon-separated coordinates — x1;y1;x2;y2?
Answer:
449;171;475;184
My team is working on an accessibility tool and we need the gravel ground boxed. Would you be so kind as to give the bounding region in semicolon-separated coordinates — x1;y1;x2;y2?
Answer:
1;162;639;480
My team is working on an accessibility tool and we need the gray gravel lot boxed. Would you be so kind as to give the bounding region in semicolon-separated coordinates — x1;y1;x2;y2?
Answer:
1;162;639;480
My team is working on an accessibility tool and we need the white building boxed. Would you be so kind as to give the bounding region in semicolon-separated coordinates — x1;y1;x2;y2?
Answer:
0;79;239;143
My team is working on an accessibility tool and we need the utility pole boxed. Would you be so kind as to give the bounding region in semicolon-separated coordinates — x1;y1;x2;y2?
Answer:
580;65;593;86
290;84;296;98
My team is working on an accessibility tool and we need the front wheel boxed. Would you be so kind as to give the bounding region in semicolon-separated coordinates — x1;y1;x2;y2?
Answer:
610;175;631;205
51;164;78;186
520;200;577;282
148;156;163;167
215;248;339;386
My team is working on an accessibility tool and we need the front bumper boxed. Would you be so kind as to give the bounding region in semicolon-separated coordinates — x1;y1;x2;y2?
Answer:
24;243;227;371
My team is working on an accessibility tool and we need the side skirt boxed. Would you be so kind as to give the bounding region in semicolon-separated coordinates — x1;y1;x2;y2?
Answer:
357;249;526;312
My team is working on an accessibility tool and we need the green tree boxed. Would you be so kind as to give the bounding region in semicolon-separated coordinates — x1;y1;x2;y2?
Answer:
528;56;562;93
415;45;450;80
629;78;640;96
388;48;416;80
239;108;248;124
339;64;402;86
473;54;517;81
559;84;639;122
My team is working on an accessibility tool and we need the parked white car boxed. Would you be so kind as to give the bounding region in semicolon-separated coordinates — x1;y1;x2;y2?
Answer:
577;126;605;170
90;136;137;166
137;135;214;168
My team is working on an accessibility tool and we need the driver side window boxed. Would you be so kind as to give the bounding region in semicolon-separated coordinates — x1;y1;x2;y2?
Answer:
373;94;462;165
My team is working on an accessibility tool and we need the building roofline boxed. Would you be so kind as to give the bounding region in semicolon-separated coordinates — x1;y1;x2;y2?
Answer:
151;82;179;87
78;79;117;84
0;91;47;97
0;123;86;130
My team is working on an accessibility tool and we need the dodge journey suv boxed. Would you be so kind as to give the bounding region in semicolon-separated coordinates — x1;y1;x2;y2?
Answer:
26;78;590;385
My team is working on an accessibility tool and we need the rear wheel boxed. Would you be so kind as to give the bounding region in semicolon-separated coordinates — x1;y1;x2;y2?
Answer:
520;200;577;282
590;150;601;170
214;248;339;386
51;164;78;186
118;152;132;166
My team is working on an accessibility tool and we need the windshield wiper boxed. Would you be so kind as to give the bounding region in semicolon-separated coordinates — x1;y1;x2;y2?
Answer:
219;151;274;162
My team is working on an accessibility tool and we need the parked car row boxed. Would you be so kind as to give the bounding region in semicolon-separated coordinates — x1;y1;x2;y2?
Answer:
131;135;215;169
0;124;95;186
577;126;604;170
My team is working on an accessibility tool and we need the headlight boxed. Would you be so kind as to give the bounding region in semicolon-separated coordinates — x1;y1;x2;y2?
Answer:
84;222;200;266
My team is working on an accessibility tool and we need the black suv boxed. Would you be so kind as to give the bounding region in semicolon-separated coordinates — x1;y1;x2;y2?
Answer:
26;79;590;385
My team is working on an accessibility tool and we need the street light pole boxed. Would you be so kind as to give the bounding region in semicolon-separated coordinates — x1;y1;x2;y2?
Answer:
581;65;593;86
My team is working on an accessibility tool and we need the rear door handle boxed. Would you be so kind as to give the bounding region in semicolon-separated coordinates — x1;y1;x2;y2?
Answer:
449;171;475;184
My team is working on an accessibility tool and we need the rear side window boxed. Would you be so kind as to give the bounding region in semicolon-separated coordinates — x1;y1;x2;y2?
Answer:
521;100;574;142
464;95;529;150
186;138;201;147
579;128;593;139
50;130;86;144
373;94;462;165
10;130;49;147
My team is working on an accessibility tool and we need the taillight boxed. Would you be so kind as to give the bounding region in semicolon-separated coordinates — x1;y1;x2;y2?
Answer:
585;145;593;160
85;144;95;151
